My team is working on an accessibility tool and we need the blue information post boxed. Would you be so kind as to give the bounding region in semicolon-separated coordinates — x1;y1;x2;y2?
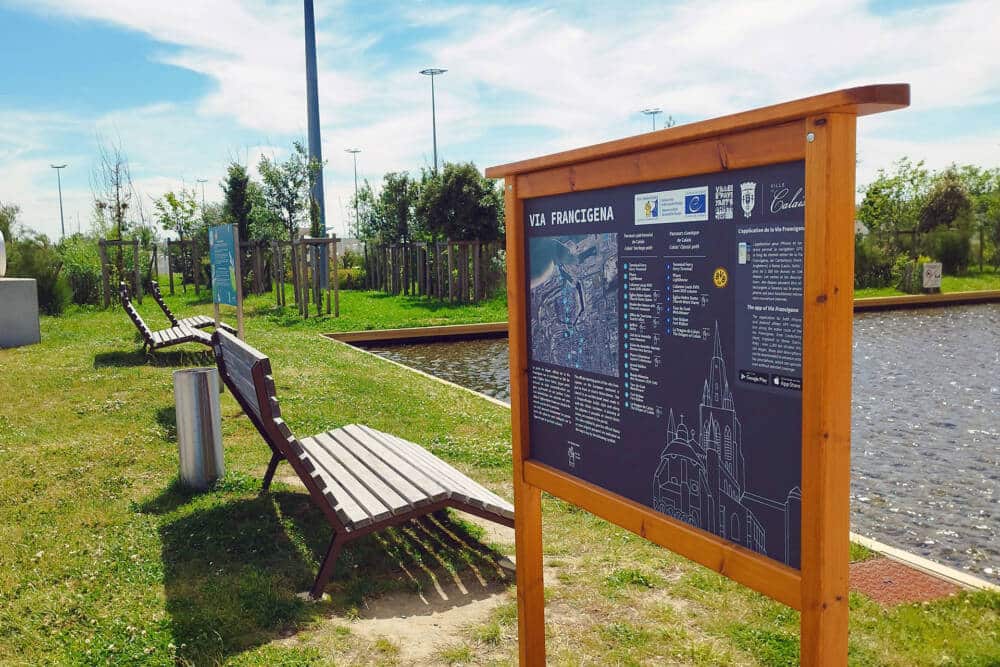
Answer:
209;223;244;337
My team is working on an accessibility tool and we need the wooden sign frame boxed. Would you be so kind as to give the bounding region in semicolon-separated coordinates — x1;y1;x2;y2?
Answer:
486;84;909;666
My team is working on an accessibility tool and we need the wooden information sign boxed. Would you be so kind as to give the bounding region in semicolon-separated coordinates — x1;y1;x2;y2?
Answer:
486;84;909;665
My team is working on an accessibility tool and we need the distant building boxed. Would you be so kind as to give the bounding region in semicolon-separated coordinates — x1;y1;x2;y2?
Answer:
652;324;801;566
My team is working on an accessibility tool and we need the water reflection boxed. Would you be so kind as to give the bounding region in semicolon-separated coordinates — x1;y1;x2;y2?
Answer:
369;304;999;581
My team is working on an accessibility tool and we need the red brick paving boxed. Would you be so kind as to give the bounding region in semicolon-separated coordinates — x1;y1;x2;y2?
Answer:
850;557;960;606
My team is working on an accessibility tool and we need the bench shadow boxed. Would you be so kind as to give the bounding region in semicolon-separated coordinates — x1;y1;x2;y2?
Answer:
149;480;511;663
94;348;214;368
154;406;177;445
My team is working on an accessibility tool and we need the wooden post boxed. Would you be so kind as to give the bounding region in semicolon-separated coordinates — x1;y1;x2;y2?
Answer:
193;241;201;295
332;235;339;317
98;239;111;308
436;242;443;299
799;112;856;666
167;239;175;294
151;243;158;284
133;238;142;304
473;241;481;303
403;241;410;296
426;246;432;299
272;241;280;306
505;176;547;666
447;242;454;302
234;227;245;340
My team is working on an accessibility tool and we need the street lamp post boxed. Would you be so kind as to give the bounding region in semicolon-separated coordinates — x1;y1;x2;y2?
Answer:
51;164;67;239
345;149;361;238
419;68;447;173
196;178;208;211
641;108;663;132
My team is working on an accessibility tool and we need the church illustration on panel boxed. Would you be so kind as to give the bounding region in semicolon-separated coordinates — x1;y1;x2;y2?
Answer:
652;324;801;567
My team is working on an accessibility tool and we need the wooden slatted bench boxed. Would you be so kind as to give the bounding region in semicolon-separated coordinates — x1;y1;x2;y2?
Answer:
119;282;212;352
150;281;236;334
211;328;515;598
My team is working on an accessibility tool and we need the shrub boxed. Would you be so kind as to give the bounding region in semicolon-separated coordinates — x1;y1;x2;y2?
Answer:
892;253;933;294
340;248;362;269
337;267;366;290
854;237;894;289
8;232;71;314
928;228;971;275
59;235;103;305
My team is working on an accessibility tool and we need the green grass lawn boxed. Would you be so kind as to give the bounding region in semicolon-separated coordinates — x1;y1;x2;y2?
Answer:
855;266;1000;299
1;292;997;665
156;282;509;333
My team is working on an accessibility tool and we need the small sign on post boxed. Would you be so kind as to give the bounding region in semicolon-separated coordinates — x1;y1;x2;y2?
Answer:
209;224;245;339
922;262;942;292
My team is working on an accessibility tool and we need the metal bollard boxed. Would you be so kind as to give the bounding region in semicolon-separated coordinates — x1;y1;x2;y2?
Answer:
173;368;224;490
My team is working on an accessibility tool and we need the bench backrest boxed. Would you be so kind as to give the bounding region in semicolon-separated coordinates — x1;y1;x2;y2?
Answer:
212;329;298;452
119;282;154;345
149;281;179;327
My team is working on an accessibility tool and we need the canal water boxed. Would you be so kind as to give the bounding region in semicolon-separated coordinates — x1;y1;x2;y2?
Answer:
369;304;999;581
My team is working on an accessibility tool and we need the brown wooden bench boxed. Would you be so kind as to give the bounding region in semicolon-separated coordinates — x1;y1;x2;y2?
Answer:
119;282;212;352
211;328;515;598
149;280;236;334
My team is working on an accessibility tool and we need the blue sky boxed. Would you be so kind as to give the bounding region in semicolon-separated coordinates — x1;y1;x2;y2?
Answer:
1;0;998;240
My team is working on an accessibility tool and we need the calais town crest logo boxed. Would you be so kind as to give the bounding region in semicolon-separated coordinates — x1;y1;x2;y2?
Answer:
740;182;756;219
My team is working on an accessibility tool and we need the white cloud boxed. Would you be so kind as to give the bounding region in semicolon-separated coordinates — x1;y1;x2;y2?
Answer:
2;0;999;240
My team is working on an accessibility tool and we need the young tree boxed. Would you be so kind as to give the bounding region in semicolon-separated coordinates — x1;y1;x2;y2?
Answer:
154;190;201;243
0;201;18;244
379;172;419;242
258;142;319;303
351;180;382;242
247;181;283;241
222;162;252;243
416;162;504;242
857;157;930;253
919;168;972;233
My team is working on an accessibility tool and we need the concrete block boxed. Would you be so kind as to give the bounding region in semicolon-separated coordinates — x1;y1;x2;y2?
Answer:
0;278;41;348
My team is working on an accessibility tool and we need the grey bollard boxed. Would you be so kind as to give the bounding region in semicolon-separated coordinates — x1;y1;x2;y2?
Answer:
173;368;224;490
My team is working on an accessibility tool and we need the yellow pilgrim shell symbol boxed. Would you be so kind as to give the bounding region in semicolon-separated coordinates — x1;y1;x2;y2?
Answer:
713;267;729;288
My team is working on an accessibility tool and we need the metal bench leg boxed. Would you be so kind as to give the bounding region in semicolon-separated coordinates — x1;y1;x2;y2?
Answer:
310;533;345;599
261;452;282;494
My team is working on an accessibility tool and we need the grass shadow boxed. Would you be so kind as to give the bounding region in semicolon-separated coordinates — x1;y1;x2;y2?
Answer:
94;348;214;369
155;405;177;445
152;475;512;663
158;488;326;664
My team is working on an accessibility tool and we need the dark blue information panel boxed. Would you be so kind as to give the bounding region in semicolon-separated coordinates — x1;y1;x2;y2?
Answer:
524;161;805;568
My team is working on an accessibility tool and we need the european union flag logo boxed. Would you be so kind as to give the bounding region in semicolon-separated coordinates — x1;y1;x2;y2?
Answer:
685;193;705;214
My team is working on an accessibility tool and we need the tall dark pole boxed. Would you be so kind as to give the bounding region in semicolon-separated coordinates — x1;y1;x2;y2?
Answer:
345;149;360;237
304;0;328;283
420;68;446;173
51;164;67;239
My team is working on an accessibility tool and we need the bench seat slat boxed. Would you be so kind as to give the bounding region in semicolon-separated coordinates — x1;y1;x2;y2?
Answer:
338;424;450;503
298;435;392;525
325;429;438;509
292;445;374;529
311;432;414;516
177;315;214;329
369;427;513;519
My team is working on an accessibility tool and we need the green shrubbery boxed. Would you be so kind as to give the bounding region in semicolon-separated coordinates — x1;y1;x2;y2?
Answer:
58;235;103;305
854;237;895;289
7;231;72;314
926;228;971;275
337;267;365;290
892;254;934;294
